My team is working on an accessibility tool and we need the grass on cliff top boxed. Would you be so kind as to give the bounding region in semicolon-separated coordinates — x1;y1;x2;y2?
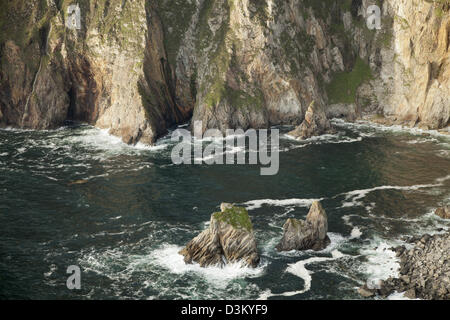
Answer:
213;206;253;232
326;57;372;104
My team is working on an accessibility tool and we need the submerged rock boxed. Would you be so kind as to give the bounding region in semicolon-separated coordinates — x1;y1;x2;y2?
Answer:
179;203;259;268
435;206;450;219
276;201;331;251
288;102;335;140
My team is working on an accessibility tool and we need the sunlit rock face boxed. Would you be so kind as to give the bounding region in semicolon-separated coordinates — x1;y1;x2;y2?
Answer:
179;203;260;268
0;0;448;144
364;0;450;130
276;201;331;252
435;205;450;219
0;0;192;145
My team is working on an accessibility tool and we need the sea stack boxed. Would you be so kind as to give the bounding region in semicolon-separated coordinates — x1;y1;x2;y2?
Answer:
288;101;334;140
179;203;260;268
277;201;331;251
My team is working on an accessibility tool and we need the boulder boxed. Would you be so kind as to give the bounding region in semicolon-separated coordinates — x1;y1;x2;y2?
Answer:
276;201;331;251
179;203;260;268
358;284;376;298
288;101;334;140
435;205;450;219
378;232;450;300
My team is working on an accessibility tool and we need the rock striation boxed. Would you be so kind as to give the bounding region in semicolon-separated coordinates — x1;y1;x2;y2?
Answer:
435;206;450;219
0;0;193;145
277;201;330;251
366;233;450;300
179;203;260;268
288;101;334;139
0;1;448;142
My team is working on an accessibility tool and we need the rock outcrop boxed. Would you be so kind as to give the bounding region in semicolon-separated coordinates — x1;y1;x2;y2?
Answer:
0;0;193;144
277;201;330;251
288;101;334;139
372;233;450;300
179;203;260;268
435;206;450;219
356;0;450;130
1;1;448;142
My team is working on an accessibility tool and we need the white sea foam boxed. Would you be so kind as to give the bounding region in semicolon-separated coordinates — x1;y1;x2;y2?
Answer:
387;291;420;300
406;138;438;144
0;126;37;132
62;128;170;154
282;132;363;146
242;198;323;211
435;174;450;184
339;182;444;208
151;245;266;287
350;227;363;239
43;264;57;278
259;250;344;299
358;239;401;289
333;118;450;141
193;145;247;162
406;210;450;236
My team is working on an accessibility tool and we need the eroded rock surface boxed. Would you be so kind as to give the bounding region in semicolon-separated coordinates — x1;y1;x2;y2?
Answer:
1;1;448;142
288;101;334;139
375;233;450;300
0;0;193;145
179;203;259;268
435;206;450;219
277;201;330;251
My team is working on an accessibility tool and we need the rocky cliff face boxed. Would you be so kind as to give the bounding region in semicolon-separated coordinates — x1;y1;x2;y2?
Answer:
359;0;450;129
0;0;192;144
0;0;448;144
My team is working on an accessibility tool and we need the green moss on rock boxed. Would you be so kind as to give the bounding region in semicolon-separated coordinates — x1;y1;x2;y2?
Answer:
213;206;253;232
225;86;264;110
326;57;372;104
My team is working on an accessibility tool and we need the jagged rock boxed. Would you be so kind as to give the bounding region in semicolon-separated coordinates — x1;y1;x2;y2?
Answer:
276;201;331;251
0;0;192;145
2;0;448;140
378;232;450;300
288;102;335;140
358;284;376;298
435;206;450;219
404;288;416;300
179;203;259;268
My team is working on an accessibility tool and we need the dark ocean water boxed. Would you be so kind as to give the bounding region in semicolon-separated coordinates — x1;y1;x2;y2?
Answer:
0;120;449;300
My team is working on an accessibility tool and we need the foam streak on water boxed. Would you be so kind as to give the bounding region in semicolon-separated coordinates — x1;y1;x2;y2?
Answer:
242;198;324;211
259;250;345;299
1;120;449;300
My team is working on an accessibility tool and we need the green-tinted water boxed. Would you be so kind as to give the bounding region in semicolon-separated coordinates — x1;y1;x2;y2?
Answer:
0;120;449;299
